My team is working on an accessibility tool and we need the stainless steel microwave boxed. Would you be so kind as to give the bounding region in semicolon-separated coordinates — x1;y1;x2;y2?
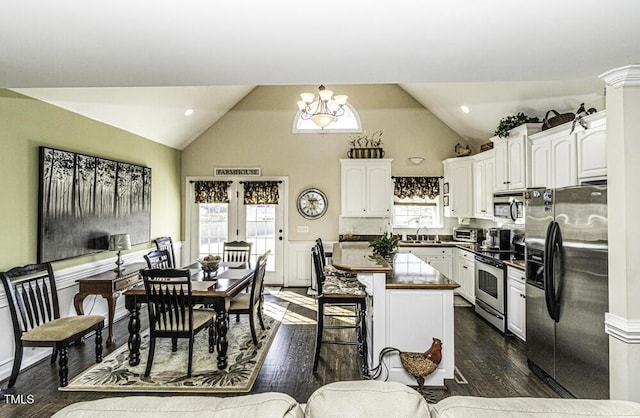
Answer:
493;192;524;223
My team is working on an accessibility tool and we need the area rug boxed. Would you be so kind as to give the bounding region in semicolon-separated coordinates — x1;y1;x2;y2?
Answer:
61;301;288;394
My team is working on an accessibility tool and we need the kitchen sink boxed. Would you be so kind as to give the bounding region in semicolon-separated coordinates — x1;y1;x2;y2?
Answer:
399;239;446;244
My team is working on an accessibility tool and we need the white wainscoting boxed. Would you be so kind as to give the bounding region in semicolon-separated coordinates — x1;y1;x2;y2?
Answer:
0;242;183;383
286;241;315;288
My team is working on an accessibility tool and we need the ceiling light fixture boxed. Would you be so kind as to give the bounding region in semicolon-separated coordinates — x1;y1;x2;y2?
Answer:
409;157;425;165
296;85;348;129
184;108;194;116
460;105;470;114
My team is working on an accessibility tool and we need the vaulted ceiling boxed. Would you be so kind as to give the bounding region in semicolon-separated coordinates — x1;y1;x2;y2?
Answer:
3;1;638;149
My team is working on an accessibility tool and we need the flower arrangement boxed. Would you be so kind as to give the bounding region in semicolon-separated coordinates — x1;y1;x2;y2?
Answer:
494;113;540;138
348;130;383;148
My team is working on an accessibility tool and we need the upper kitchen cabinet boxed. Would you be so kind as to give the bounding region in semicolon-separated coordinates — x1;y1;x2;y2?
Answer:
443;156;473;218
529;129;576;189
340;159;392;217
576;110;607;182
529;111;606;188
492;123;542;191
472;149;495;219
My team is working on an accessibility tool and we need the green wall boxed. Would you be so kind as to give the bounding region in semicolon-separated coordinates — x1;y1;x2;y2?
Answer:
0;89;182;271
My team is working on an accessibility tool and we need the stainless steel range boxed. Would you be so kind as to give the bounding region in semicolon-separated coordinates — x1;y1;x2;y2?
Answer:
474;252;508;332
473;233;524;333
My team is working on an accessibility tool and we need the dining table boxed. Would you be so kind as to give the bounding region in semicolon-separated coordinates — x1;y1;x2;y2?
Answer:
124;261;253;370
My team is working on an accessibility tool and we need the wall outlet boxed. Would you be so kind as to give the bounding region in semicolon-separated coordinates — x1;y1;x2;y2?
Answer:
297;225;309;233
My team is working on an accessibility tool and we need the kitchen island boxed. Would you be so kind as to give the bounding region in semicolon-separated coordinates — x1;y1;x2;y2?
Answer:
332;242;459;387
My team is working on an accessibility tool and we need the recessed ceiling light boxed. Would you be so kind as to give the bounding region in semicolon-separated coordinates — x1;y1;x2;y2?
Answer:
184;108;194;116
460;105;470;114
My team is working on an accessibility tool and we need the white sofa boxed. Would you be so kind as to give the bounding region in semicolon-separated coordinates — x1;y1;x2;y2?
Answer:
52;380;640;418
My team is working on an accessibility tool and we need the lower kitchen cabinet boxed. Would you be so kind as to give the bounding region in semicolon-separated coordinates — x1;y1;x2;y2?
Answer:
454;248;475;304
398;246;453;279
507;266;526;341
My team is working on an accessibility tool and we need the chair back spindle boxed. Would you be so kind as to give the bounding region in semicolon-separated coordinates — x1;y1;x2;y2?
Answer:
153;236;176;268
144;249;172;269
2;263;60;335
142;269;194;335
223;241;252;267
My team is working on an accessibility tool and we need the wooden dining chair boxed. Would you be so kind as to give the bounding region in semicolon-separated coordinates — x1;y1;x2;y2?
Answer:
228;250;269;345
223;240;253;268
311;246;367;374
144;249;172;269
1;263;104;389
153;236;176;268
141;268;216;378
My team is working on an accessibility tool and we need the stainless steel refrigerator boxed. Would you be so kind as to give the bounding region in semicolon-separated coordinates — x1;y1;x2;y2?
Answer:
524;185;609;399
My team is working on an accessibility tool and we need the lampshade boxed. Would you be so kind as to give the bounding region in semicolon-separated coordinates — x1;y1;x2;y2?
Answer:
108;234;131;251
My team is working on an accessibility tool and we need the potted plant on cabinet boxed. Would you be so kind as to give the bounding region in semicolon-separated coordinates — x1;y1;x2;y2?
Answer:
494;112;540;138
347;130;384;158
369;232;399;264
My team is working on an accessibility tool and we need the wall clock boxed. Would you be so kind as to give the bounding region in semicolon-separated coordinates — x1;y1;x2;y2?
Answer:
297;188;328;219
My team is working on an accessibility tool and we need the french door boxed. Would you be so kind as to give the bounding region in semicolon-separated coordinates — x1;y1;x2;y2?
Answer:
188;177;286;285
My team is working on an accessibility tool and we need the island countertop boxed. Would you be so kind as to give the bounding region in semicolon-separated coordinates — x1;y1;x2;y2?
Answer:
332;243;459;290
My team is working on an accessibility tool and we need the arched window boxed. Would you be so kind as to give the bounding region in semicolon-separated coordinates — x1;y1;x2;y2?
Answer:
292;103;362;134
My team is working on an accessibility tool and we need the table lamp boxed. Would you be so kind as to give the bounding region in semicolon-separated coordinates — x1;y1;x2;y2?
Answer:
108;233;131;273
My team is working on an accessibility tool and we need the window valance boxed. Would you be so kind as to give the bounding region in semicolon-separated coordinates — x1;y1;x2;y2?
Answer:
393;176;440;200
194;181;232;203
242;181;280;205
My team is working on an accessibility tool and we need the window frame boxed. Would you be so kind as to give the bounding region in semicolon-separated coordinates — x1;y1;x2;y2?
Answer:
292;102;363;134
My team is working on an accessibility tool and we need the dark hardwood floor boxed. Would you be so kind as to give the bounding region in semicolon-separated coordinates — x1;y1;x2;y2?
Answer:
0;288;556;417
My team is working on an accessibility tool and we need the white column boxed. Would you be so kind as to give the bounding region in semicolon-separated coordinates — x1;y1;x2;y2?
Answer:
599;65;640;402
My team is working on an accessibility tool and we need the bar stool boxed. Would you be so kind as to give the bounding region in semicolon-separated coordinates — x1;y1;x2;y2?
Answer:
311;246;368;376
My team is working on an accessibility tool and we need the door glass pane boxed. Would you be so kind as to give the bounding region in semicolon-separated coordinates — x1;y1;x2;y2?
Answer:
246;204;275;270
199;203;228;258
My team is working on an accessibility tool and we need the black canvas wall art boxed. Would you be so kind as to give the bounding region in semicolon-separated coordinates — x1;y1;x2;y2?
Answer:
38;146;151;263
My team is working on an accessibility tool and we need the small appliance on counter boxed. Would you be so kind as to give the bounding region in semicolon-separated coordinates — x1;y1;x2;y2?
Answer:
484;228;511;250
512;233;525;260
452;227;483;243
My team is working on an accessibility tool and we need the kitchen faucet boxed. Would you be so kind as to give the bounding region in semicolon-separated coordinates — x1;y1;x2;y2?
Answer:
416;226;440;242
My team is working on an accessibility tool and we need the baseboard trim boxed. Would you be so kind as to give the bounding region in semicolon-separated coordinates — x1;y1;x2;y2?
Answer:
605;312;640;343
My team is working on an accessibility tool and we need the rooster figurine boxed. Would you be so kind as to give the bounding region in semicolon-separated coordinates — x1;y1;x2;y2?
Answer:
368;338;443;401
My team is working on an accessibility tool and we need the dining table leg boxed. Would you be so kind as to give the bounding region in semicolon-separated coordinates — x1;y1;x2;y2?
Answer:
127;302;141;366
214;302;230;369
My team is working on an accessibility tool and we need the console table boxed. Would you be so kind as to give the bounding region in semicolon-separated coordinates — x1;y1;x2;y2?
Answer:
74;262;147;346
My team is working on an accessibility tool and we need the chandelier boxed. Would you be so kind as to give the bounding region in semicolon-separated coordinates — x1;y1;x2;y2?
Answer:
296;85;348;129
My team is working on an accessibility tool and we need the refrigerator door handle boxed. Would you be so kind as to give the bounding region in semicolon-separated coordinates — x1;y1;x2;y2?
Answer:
551;222;564;321
544;221;558;321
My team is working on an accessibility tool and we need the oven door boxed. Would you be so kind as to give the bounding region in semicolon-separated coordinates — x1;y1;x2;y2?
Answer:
474;257;505;314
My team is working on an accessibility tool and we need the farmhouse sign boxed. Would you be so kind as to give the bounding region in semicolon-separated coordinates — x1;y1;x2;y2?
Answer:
214;168;261;176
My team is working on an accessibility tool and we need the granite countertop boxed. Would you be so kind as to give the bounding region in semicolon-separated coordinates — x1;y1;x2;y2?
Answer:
331;242;392;273
332;243;459;290
388;253;460;290
504;260;526;270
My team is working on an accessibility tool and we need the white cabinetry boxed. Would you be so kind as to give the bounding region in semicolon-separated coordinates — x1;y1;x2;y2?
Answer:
340;159;392;217
506;266;526;341
454;248;475;303
529;111;606;188
443;157;473;218
472;150;495;218
493;124;541;191
576;111;607;181
398;246;453;278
